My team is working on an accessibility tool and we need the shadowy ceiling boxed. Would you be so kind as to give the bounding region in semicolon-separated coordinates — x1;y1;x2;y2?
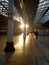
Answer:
14;0;39;25
0;0;49;29
0;0;39;28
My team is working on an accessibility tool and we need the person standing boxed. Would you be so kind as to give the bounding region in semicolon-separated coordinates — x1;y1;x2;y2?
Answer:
35;30;38;39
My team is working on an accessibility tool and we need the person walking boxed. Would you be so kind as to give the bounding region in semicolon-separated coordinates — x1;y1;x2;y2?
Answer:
33;29;38;40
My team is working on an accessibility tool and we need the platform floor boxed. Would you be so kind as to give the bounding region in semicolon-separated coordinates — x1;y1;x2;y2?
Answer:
0;33;49;65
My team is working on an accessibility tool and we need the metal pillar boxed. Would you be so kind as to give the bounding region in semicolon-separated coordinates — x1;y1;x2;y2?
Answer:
4;0;15;52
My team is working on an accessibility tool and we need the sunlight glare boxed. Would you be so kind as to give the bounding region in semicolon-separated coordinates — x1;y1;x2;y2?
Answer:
25;35;29;45
20;23;29;31
26;24;29;28
20;23;24;31
15;33;23;50
15;33;29;50
34;35;36;39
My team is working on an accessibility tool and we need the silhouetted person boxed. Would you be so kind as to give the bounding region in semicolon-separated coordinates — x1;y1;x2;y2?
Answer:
33;30;38;40
23;27;26;44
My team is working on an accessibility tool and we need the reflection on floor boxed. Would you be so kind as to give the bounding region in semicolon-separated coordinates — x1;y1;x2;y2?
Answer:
0;33;49;65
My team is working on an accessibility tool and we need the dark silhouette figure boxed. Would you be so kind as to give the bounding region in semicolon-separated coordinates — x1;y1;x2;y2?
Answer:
33;30;38;40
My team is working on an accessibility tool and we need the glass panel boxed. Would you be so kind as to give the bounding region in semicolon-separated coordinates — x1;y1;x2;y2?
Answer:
0;0;8;15
34;0;49;24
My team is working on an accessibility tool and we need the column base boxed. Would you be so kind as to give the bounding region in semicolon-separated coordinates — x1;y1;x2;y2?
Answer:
4;42;15;52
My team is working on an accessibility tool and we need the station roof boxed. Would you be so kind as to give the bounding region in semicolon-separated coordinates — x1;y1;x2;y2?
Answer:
0;0;49;28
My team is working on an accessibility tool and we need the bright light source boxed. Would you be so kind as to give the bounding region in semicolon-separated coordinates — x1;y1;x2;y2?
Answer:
20;23;29;31
26;24;29;28
20;23;24;31
20;23;24;28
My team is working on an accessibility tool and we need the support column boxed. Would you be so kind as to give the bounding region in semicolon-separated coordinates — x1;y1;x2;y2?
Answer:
4;0;15;52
